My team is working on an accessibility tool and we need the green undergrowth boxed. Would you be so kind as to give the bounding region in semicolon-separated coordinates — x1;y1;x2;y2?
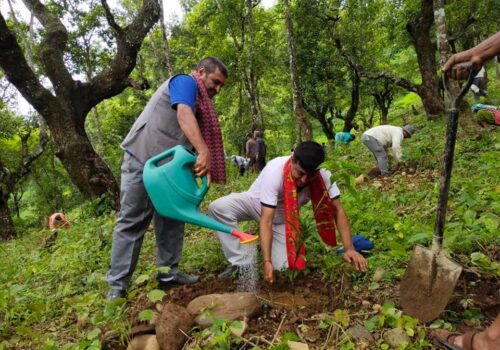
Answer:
1;102;499;349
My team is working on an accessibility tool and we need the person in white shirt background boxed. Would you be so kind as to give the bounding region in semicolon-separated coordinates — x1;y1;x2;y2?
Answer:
361;124;415;176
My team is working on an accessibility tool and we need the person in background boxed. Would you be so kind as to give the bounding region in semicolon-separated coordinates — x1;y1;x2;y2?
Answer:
48;212;71;232
106;57;228;301
361;124;414;177
254;130;267;172
231;155;248;177
245;133;257;173
335;132;356;148
470;66;488;100
209;141;367;283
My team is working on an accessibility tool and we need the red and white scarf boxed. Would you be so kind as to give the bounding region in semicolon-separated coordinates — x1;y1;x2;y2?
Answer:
283;158;337;270
191;71;226;184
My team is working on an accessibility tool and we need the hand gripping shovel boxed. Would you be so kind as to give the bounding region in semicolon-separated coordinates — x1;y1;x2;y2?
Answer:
400;64;478;323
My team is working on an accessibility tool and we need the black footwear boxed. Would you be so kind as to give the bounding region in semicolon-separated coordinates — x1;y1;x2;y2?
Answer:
218;265;239;278
107;289;126;301
157;271;199;289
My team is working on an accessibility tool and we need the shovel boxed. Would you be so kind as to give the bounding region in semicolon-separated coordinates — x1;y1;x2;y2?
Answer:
400;63;478;323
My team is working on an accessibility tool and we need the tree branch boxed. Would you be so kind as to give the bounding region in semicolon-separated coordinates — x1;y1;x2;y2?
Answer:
0;13;59;120
85;0;160;109
336;40;419;94
22;0;74;94
101;0;123;34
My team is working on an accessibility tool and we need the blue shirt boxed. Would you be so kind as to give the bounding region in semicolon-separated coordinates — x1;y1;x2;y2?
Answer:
335;132;352;143
169;74;197;109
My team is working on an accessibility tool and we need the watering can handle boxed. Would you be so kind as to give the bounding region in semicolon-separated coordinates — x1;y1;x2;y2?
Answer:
195;175;209;201
145;146;179;168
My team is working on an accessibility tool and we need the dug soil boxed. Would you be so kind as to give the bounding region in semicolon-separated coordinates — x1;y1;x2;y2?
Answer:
123;268;498;349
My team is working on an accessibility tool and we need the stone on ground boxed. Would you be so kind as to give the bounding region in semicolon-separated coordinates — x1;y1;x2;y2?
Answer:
155;303;194;350
126;334;160;350
187;292;261;328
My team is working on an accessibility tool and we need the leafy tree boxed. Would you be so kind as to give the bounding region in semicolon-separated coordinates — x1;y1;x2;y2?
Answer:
0;110;47;239
0;0;160;205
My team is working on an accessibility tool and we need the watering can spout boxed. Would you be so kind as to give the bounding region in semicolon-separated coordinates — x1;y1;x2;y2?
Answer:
143;145;259;244
231;230;259;244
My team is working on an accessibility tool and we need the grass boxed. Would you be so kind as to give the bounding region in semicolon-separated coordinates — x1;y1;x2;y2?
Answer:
1;81;499;348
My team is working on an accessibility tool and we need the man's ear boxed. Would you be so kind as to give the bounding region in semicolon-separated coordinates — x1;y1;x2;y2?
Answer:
197;66;206;76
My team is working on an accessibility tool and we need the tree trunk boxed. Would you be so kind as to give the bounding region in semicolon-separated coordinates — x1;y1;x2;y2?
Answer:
0;0;160;206
159;0;174;77
406;0;444;116
284;0;312;141
343;69;360;132
0;195;15;240
245;0;264;131
304;103;334;140
373;81;393;125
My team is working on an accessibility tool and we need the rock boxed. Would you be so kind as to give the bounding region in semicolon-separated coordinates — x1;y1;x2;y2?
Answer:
372;304;382;312
230;320;248;337
187;292;261;328
297;324;320;342
372;267;385;282
155;303;193;350
355;175;365;185
127;334;160;350
130;324;156;338
287;341;309;350
383;328;411;349
372;181;383;188
345;324;374;344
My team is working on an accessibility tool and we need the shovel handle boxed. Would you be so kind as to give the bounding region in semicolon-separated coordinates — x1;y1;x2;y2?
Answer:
442;62;479;110
433;64;478;249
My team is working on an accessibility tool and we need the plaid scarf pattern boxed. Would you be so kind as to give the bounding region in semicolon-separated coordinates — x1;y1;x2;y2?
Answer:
192;71;226;183
283;158;337;270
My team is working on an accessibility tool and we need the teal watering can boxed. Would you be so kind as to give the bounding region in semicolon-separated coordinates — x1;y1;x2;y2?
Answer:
143;145;258;244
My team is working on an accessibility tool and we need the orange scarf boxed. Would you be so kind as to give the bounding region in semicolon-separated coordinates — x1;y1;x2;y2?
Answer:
283;158;337;270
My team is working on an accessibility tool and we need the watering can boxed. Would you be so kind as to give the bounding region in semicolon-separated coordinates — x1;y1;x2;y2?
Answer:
143;145;258;244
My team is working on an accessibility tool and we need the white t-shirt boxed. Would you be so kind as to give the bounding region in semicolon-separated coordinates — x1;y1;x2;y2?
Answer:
246;156;340;224
363;125;404;161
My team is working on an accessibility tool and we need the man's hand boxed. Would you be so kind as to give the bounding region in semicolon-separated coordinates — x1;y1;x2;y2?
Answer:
193;148;211;178
343;249;368;272
263;261;275;284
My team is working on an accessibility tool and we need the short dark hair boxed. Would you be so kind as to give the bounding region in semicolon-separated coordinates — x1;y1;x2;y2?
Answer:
197;57;228;78
349;134;356;141
292;141;325;173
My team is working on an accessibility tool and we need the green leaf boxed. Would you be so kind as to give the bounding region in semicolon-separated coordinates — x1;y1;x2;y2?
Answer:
364;316;378;332
135;274;150;284
147;289;166;303
138;309;155;322
158;266;170;274
86;328;101;340
334;309;350;328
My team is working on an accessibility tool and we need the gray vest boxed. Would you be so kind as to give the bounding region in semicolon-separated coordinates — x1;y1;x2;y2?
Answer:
121;78;193;164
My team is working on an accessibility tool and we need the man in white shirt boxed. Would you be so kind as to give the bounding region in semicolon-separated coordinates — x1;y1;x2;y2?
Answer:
361;125;414;176
209;141;367;284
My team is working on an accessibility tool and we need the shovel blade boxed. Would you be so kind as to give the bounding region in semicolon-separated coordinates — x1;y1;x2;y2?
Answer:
400;245;462;323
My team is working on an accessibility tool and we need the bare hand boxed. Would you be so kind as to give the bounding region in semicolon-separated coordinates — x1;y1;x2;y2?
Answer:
343;249;368;272
443;53;482;80
263;261;275;284
193;149;211;178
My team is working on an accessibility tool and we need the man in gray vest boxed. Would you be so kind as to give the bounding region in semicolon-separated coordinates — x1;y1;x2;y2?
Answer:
107;57;228;300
